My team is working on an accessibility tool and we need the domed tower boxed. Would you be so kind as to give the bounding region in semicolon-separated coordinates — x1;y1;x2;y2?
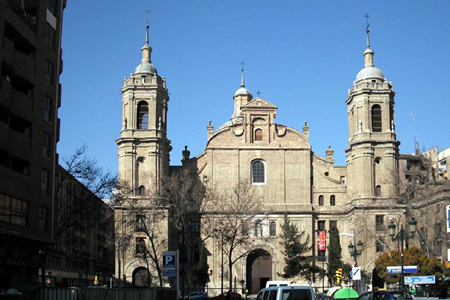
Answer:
116;23;171;196
345;25;399;201
232;67;253;119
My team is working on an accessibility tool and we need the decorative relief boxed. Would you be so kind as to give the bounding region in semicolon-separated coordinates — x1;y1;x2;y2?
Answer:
232;125;244;136
275;124;286;137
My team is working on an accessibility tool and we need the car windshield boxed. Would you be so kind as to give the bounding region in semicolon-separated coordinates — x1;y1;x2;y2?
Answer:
282;290;312;300
390;292;412;299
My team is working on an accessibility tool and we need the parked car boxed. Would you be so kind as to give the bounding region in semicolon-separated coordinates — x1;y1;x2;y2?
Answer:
256;286;315;300
210;291;242;300
357;290;413;300
184;291;208;300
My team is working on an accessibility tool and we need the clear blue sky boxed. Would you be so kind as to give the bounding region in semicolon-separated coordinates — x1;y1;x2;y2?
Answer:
58;1;450;174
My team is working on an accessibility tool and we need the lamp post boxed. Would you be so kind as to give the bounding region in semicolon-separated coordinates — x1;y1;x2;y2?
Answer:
346;229;363;294
348;240;363;267
388;216;417;291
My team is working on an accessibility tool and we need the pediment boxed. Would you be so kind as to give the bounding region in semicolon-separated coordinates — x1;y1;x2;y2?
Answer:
242;97;278;109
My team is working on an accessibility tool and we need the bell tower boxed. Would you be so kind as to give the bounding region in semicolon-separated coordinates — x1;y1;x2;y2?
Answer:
116;23;171;197
345;24;399;201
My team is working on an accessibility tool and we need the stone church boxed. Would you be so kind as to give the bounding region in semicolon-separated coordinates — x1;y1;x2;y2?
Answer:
113;22;446;293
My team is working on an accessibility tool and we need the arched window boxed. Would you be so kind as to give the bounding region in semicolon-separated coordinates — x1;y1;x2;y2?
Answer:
269;221;276;236
255;128;263;141
136;238;146;255
375;185;381;197
372;105;382;132
138;185;145;196
137;102;149;129
318;195;324;206
330;195;336;206
251;160;266;184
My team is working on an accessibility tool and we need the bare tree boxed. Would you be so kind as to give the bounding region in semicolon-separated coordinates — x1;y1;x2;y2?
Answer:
62;143;117;199
208;181;264;291
112;179;168;288
40;145;117;286
397;150;450;256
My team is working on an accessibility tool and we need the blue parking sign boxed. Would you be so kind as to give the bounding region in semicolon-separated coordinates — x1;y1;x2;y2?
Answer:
163;251;176;270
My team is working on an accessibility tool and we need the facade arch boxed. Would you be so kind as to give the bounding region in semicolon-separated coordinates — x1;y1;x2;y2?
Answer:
132;267;150;288
245;248;272;294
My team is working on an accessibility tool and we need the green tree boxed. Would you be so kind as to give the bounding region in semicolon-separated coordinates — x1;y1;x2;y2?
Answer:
279;214;320;281
375;246;450;294
327;225;344;285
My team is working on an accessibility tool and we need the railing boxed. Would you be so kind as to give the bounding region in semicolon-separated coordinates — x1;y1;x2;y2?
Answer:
352;81;390;91
6;0;37;32
84;288;175;300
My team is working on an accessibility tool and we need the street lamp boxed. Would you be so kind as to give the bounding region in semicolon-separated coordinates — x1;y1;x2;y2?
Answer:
348;240;363;266
342;230;363;294
388;216;417;291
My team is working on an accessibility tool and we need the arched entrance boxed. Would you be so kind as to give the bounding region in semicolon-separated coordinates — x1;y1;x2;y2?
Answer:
246;249;272;294
132;267;150;288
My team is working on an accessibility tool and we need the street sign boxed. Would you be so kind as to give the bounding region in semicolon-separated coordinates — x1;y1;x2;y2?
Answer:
387;265;417;274
404;276;435;285
163;271;176;277
352;267;361;280
163;251;176;271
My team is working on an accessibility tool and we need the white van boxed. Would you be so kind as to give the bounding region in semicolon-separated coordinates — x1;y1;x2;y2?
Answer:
265;281;291;288
257;286;315;300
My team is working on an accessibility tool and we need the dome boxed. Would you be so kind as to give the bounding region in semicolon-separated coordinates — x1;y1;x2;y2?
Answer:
135;61;157;75
234;87;252;97
356;66;384;81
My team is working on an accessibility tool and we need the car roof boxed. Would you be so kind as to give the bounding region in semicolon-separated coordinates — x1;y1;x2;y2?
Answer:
261;286;313;291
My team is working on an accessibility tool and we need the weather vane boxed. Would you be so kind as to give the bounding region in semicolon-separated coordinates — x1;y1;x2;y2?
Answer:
241;61;245;72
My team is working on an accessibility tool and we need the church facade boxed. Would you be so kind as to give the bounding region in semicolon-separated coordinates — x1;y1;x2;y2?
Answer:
114;23;448;293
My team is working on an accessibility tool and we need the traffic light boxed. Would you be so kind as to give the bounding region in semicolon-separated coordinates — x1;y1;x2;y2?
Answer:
335;268;343;284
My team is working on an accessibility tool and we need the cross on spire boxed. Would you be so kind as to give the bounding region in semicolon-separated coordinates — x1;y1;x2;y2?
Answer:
364;13;370;30
145;7;151;25
256;90;261;97
240;62;246;87
364;13;371;48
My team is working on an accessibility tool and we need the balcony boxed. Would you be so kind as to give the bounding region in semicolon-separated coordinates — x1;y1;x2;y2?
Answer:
12;50;36;79
6;0;37;32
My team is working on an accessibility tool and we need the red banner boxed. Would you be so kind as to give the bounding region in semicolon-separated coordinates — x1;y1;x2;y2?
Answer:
318;230;326;251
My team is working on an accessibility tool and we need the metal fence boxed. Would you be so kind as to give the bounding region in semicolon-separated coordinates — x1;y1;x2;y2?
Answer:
18;288;176;300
